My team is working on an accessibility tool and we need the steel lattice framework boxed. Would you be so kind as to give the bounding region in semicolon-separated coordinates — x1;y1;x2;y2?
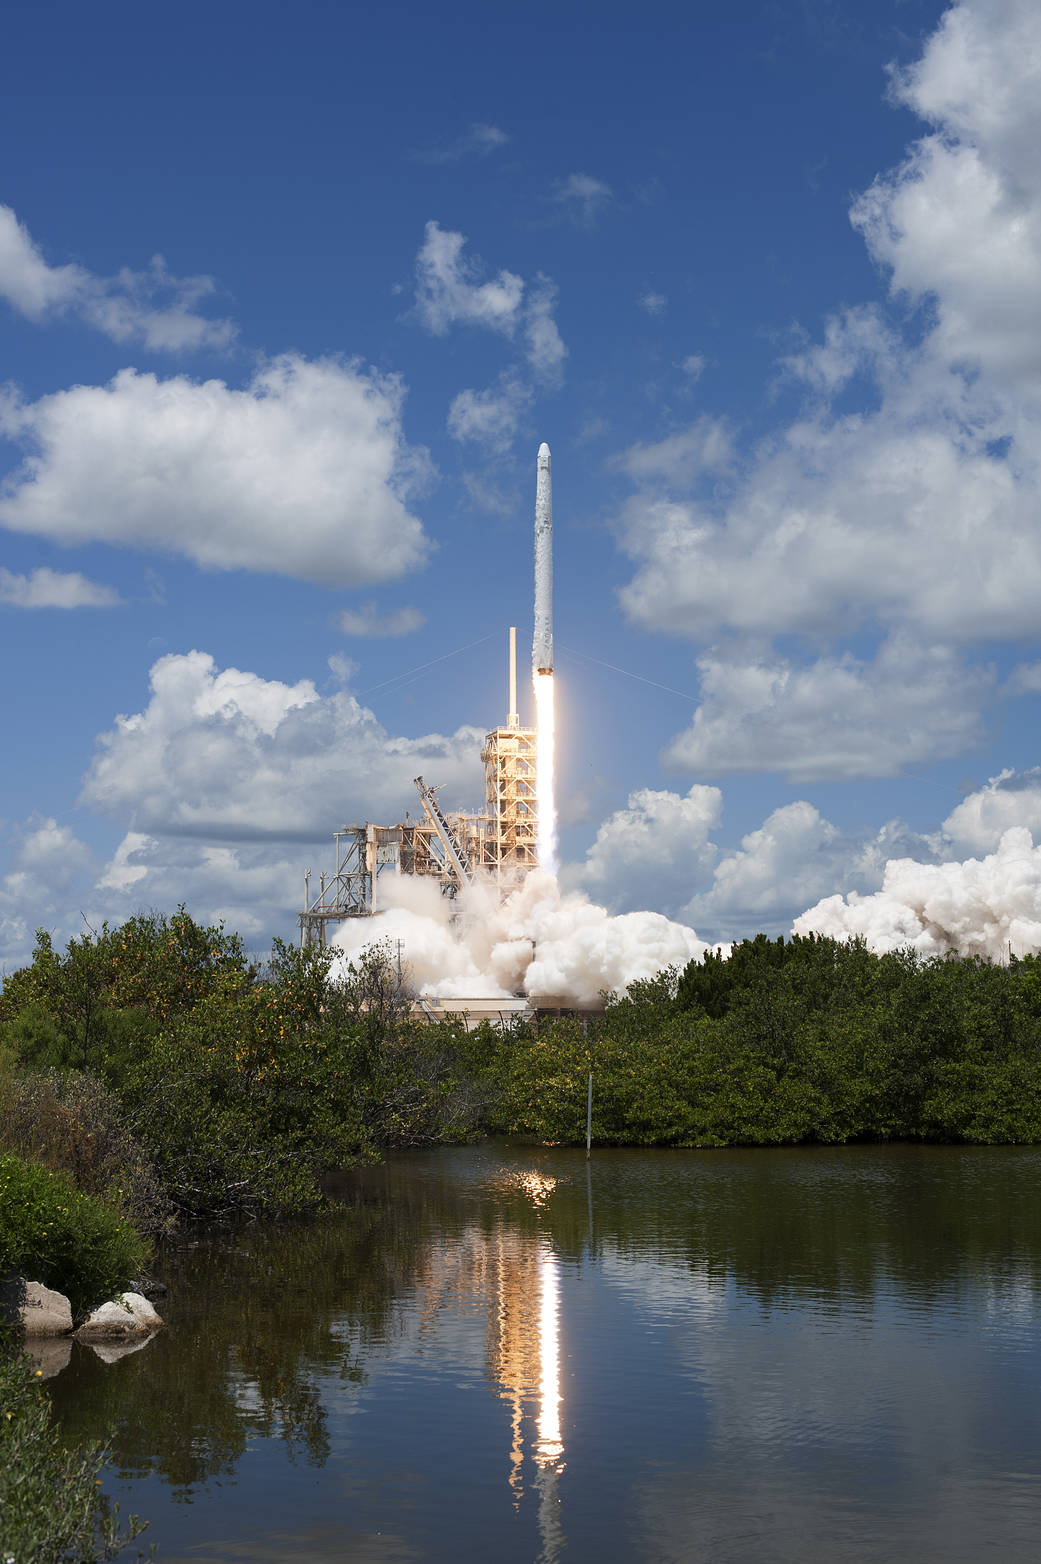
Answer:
298;630;539;946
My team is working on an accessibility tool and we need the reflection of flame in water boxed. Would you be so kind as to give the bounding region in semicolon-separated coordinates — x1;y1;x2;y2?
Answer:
534;1243;565;1564
412;1168;567;1561
536;1245;563;1468
488;1168;558;1208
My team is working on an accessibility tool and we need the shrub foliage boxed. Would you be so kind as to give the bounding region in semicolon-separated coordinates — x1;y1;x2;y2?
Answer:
0;1153;145;1315
5;916;1041;1230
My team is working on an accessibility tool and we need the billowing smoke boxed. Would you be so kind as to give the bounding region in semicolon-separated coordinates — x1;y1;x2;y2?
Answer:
794;827;1041;961
331;869;710;1004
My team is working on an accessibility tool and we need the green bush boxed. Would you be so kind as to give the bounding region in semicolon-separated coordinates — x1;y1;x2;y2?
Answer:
0;1071;172;1239
0;1343;151;1563
0;1154;145;1316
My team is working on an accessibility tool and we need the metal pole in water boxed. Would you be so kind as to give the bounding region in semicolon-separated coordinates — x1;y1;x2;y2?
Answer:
586;1073;593;1158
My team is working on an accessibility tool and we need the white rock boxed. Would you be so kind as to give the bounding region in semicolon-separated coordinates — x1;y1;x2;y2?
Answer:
75;1291;164;1341
19;1280;73;1337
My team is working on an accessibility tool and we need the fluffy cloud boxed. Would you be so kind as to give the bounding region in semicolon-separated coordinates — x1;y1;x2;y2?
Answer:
0;205;235;351
852;0;1041;389
448;373;532;451
0;356;432;585
337;603;425;637
0;566;120;608
95;833;305;940
665;638;993;782
617;417;734;488
617;354;1041;642
684;806;938;941
414;222;566;451
414;222;526;338
79;650;485;841
617;1;1041;647
568;784;722;918
552;173;614;228
942;769;1041;853
638;291;668;316
567;782;938;941
0;816;97;969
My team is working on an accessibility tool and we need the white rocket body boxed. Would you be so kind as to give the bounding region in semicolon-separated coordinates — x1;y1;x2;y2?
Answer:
533;442;553;675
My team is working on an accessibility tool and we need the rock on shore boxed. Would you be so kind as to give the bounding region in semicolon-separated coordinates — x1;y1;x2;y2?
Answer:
74;1291;164;1341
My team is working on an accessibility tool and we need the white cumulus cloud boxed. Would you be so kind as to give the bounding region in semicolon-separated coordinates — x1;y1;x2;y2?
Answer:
617;1;1041;648
0;204;235;351
567;784;722;918
414;221;566;452
665;638;993;782
0;356;432;586
0;566;120;608
79;650;485;842
448;373;532;451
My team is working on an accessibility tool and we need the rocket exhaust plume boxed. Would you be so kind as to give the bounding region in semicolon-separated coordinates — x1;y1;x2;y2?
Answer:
533;442;557;874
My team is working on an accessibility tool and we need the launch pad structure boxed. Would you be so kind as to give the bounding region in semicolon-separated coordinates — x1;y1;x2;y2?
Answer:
298;627;538;947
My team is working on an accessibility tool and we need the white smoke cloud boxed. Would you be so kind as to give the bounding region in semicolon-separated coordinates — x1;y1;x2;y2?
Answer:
794;827;1041;961
332;870;710;1005
0;356;431;587
0;204;235;351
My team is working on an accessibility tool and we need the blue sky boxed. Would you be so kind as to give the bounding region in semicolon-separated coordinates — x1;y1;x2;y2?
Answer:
3;0;1041;968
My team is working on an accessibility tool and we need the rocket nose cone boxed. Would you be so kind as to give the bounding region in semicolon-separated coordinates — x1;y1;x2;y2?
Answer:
538;442;551;463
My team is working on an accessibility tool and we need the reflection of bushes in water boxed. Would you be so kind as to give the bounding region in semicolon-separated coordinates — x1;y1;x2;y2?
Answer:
347;1142;1041;1317
47;1203;433;1494
0;1342;151;1564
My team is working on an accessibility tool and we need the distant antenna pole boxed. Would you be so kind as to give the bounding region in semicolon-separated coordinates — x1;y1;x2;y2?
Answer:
508;626;518;728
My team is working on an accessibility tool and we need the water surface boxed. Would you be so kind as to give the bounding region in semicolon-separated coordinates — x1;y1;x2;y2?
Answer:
48;1143;1041;1561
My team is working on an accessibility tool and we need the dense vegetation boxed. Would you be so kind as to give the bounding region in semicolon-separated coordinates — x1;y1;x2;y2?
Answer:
4;915;1041;1263
482;933;1041;1146
0;910;482;1235
0;1155;145;1316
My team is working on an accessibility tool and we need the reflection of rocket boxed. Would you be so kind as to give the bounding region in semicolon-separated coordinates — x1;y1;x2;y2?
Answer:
533;442;553;675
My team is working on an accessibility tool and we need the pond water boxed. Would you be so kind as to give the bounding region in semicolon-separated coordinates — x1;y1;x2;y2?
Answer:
45;1142;1041;1562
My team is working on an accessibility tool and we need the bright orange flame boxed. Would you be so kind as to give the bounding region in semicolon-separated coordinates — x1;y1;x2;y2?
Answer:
534;671;557;874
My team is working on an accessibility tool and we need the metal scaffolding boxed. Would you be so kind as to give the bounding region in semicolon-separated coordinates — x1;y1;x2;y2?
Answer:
297;627;539;946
